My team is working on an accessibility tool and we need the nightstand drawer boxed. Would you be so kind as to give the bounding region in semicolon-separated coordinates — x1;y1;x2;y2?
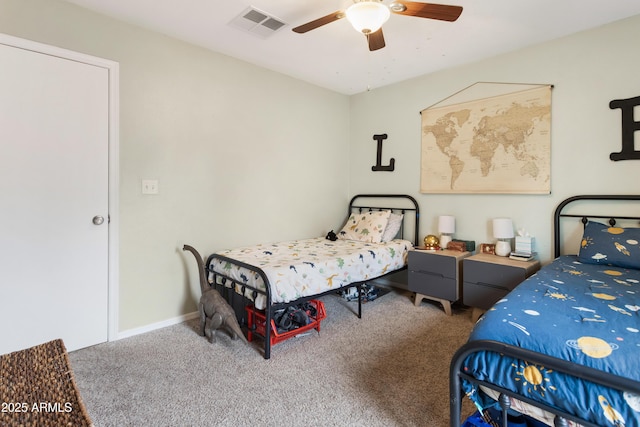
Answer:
463;259;525;290
462;254;540;310
408;251;456;278
462;281;510;310
409;271;457;300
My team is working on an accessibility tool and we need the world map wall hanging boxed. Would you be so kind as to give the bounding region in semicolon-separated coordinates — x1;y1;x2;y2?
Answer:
420;84;552;194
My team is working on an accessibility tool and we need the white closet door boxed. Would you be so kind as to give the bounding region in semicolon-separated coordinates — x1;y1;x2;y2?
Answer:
0;41;109;353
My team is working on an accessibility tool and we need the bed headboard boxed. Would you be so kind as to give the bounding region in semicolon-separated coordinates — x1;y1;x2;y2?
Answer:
553;194;640;258
348;194;420;246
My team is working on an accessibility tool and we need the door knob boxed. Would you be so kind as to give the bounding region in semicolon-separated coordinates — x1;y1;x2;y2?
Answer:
92;215;104;225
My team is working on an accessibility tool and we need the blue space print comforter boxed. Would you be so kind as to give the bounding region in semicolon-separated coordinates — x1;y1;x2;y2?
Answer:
463;256;640;426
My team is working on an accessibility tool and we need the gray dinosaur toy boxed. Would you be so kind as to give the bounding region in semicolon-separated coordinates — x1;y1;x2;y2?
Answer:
183;245;248;344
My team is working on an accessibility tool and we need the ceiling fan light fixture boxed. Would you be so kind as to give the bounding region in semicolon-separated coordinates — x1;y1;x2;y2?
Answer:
345;1;390;35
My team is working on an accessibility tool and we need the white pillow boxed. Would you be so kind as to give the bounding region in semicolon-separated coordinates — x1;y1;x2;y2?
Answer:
381;213;403;242
338;210;391;243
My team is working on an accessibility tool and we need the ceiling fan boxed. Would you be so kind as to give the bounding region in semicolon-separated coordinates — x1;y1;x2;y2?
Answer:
292;1;462;51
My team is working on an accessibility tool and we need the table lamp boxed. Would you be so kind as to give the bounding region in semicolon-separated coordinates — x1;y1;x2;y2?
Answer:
438;215;455;250
493;218;514;257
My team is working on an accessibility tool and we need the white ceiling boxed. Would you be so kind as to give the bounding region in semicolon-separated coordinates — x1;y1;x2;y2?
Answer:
62;0;640;95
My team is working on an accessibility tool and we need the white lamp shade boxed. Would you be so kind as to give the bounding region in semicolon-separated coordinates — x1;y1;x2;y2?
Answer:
438;215;455;234
493;218;514;239
345;1;390;34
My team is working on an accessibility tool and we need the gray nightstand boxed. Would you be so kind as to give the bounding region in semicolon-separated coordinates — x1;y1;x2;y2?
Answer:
463;253;540;319
408;249;471;315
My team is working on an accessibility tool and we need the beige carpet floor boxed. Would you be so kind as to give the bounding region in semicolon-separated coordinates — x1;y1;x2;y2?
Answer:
69;289;475;426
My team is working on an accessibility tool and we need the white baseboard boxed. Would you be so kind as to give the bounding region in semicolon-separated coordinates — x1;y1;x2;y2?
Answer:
116;311;199;341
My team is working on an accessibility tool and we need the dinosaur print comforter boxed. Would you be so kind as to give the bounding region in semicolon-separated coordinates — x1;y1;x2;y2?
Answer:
209;237;413;310
462;255;640;427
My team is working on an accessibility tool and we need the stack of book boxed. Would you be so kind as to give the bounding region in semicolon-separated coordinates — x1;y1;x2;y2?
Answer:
509;251;536;261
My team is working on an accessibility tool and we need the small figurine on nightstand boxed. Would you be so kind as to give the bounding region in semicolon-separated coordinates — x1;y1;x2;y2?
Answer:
423;234;440;251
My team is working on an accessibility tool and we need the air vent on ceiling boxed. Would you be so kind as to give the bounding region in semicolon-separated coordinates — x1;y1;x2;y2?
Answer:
229;7;286;38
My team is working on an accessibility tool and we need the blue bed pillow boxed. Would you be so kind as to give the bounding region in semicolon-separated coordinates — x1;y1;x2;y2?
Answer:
577;221;640;269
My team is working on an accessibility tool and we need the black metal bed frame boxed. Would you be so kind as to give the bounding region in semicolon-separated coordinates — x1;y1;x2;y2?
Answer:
450;194;640;427
206;194;420;359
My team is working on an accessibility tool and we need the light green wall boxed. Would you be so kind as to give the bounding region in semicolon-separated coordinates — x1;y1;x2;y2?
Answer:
349;14;640;263
0;0;350;332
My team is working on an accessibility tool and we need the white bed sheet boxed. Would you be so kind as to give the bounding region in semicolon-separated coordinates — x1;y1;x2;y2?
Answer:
209;237;413;309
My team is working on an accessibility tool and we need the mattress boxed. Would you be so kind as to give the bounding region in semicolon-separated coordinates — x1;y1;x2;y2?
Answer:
462;255;640;427
209;237;413;309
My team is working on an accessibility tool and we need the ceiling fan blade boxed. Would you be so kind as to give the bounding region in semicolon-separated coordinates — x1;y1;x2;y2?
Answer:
367;29;385;51
292;11;345;33
390;2;463;22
